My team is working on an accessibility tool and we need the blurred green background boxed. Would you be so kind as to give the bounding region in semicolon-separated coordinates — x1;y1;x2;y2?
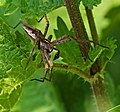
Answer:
1;0;120;112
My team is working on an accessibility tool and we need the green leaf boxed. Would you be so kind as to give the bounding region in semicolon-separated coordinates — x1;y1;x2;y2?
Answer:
82;0;101;9
20;0;65;18
101;38;117;69
16;79;65;112
14;71;95;112
57;16;69;35
0;18;32;76
104;39;117;60
0;18;42;111
104;6;120;20
3;0;81;18
0;79;23;111
0;0;6;6
104;72;115;104
3;0;65;18
0;57;41;111
52;71;96;112
4;2;19;16
54;16;107;71
54;16;86;69
106;105;120;112
84;44;105;70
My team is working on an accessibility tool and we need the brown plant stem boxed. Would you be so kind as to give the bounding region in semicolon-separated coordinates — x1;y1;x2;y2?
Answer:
85;7;111;112
64;0;90;60
64;0;111;112
91;76;111;112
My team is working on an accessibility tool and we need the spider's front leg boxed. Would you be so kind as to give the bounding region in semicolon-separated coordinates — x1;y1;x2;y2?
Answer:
43;15;49;37
37;15;49;38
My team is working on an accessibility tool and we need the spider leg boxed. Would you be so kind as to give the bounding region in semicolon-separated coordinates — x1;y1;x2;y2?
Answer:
36;15;44;23
43;15;49;37
41;49;53;81
36;15;49;38
43;49;53;81
31;49;49;82
9;21;25;29
40;60;49;82
30;63;49;82
47;35;52;41
70;36;109;49
67;36;109;60
89;40;109;49
47;58;53;81
51;35;72;46
52;35;108;49
25;38;39;68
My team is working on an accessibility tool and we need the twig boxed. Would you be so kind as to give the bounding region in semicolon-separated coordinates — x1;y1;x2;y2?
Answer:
64;0;90;60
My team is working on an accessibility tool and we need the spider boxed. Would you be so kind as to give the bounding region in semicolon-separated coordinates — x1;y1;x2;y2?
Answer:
12;15;73;82
11;15;108;82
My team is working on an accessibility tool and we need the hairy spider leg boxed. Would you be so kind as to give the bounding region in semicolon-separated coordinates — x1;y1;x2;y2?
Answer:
30;47;50;82
36;15;44;23
37;15;49;38
47;35;52;41
51;35;108;61
40;48;49;81
43;15;49;37
25;38;39;68
9;21;24;29
42;50;53;82
70;37;109;49
52;35;108;50
47;59;53;81
68;36;109;60
51;35;72;46
41;48;54;81
46;35;60;60
50;35;73;60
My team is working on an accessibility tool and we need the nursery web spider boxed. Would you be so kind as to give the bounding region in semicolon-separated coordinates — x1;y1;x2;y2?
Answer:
11;15;108;82
12;15;72;82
